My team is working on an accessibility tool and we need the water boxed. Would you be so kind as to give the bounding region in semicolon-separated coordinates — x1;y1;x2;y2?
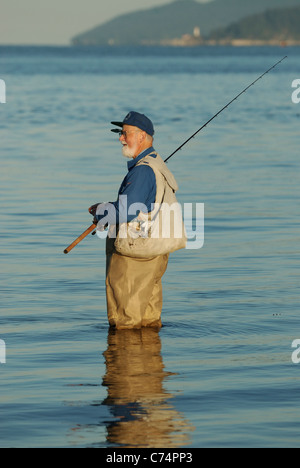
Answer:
0;45;300;448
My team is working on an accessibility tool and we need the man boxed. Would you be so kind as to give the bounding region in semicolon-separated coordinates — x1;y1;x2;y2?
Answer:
89;111;185;330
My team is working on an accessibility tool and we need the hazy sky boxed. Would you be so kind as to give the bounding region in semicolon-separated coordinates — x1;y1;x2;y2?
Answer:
0;0;211;45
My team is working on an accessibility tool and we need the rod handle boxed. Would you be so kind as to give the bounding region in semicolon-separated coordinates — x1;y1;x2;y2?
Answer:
64;223;97;254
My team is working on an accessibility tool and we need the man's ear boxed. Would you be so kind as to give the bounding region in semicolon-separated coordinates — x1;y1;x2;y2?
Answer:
139;131;146;143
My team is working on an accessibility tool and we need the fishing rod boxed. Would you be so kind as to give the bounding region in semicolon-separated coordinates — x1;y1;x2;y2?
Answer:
164;55;287;163
64;223;97;255
64;56;287;254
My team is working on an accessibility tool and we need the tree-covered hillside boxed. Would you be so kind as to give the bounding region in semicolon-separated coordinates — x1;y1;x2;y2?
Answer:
71;0;300;46
210;6;300;41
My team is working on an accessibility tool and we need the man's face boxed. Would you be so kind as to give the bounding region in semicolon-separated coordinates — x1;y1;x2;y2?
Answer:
119;125;143;159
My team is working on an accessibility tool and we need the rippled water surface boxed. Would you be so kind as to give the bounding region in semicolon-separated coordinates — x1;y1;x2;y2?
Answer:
0;46;300;447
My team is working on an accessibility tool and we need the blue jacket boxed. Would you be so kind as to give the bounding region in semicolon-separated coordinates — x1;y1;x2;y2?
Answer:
96;146;157;224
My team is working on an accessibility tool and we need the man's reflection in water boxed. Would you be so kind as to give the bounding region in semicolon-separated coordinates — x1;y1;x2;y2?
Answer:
102;328;194;448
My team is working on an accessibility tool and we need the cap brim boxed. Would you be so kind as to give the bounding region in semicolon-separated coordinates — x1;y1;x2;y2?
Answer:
111;121;124;127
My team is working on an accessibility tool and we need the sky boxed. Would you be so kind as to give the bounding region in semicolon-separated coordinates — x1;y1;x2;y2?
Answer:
0;0;211;46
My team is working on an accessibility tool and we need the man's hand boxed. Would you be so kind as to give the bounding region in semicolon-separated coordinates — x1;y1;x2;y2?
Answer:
88;203;101;224
88;204;100;216
89;203;109;230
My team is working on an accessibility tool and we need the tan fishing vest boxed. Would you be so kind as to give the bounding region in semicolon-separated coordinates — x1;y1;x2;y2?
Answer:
112;152;187;258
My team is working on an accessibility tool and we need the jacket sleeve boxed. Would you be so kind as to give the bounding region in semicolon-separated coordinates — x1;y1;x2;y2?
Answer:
96;165;156;225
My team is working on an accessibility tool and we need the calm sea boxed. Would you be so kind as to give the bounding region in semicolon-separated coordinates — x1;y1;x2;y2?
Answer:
0;45;300;448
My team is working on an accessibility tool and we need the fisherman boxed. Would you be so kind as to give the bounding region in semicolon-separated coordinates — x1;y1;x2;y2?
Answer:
89;111;186;330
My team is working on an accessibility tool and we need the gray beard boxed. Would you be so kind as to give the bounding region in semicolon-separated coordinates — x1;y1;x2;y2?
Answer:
122;144;135;159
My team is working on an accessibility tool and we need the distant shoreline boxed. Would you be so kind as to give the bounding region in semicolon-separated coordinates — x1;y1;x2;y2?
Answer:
0;42;300;48
154;38;300;47
206;39;300;47
72;38;300;48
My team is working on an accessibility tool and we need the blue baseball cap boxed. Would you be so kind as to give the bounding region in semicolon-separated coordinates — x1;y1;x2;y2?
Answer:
111;111;154;136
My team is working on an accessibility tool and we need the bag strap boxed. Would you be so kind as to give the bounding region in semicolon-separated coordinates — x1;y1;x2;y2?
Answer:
135;152;166;207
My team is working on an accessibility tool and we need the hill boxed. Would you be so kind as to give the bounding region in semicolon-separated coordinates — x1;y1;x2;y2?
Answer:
71;0;300;46
210;6;300;43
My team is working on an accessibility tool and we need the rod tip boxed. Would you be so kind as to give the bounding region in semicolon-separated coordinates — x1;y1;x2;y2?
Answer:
64;249;69;254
